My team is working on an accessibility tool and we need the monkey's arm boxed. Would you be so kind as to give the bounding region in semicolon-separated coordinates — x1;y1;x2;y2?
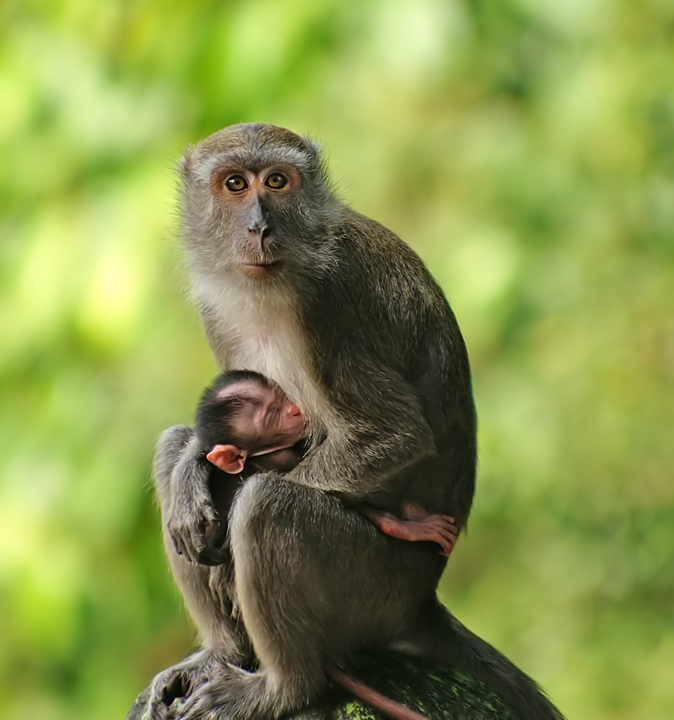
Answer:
288;360;436;496
154;425;227;565
149;426;253;719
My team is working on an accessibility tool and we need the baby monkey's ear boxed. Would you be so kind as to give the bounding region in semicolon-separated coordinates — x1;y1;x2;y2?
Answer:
207;444;247;474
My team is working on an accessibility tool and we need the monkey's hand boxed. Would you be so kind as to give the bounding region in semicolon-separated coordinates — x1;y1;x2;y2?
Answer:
360;503;458;556
155;428;228;565
167;481;227;566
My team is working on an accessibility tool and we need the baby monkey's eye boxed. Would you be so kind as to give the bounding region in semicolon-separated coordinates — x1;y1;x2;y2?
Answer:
225;175;248;192
265;173;289;190
264;406;280;428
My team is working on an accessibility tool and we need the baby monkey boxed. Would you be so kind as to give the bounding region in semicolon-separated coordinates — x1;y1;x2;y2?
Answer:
197;371;458;557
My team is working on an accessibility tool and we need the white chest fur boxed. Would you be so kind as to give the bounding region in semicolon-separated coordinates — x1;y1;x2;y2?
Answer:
194;273;331;424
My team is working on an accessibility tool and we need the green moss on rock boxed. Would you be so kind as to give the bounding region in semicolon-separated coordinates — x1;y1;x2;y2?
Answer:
127;652;514;720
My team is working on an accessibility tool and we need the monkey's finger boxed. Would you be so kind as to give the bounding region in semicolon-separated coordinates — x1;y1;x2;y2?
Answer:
438;535;458;556
424;515;458;537
436;516;458;530
200;520;229;565
441;529;457;544
197;545;230;566
428;527;458;556
172;530;207;565
438;518;459;536
171;534;188;558
175;535;199;563
432;514;457;528
147;673;186;720
179;685;221;720
147;698;181;720
414;514;457;536
185;540;208;565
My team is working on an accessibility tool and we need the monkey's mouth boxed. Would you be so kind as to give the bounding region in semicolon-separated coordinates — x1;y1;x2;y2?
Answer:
241;260;283;277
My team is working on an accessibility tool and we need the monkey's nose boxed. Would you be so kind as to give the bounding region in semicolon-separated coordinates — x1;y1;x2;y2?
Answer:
248;222;273;251
287;403;302;417
247;220;268;235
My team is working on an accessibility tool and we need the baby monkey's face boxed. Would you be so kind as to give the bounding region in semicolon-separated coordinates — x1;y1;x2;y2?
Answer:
229;382;307;453
206;380;308;476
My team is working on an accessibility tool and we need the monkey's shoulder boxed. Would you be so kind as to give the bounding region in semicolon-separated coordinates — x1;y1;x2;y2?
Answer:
328;209;457;325
335;209;424;266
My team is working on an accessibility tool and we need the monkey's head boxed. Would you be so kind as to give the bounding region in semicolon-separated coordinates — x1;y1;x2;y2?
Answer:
179;123;338;283
196;370;307;475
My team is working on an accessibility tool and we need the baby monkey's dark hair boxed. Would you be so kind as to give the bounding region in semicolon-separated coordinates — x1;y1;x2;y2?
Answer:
195;370;273;453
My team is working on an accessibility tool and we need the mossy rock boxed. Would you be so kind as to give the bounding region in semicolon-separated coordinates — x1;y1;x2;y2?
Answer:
127;652;514;720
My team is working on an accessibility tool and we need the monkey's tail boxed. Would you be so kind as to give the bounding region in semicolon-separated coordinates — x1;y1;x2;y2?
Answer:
434;605;566;720
327;665;428;720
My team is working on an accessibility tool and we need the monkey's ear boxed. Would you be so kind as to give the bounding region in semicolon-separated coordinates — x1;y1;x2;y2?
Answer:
301;134;322;156
178;146;195;176
207;445;247;474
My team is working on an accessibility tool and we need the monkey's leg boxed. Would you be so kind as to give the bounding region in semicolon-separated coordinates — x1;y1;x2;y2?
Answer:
359;504;458;556
145;548;255;720
154;425;246;658
144;562;247;719
148;426;253;719
178;474;442;720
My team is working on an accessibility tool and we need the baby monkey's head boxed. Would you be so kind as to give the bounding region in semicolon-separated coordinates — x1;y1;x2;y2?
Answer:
196;371;307;475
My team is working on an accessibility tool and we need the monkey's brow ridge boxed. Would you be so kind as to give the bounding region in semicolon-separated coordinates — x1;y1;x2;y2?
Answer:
214;387;258;402
209;148;312;172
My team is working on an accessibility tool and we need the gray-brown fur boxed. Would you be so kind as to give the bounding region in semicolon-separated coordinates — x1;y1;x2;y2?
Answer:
148;123;564;720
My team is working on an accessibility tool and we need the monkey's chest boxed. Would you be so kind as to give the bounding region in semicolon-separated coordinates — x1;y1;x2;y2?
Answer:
230;309;304;383
205;292;328;419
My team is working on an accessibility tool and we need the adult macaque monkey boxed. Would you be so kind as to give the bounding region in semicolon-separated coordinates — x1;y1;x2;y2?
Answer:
150;123;564;720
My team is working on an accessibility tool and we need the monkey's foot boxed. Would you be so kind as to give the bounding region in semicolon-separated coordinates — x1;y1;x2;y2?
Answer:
146;652;213;720
129;651;519;720
147;670;192;719
175;664;293;720
362;504;458;556
147;668;193;720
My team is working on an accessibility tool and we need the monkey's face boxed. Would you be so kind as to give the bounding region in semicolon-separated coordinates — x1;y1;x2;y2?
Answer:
231;382;307;452
206;162;301;280
179;123;337;283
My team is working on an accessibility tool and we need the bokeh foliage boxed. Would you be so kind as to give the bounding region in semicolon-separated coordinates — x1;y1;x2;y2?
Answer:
1;1;672;718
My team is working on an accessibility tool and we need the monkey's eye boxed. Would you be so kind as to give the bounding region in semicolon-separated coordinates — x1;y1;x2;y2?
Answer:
224;175;248;192
265;173;289;190
264;406;279;428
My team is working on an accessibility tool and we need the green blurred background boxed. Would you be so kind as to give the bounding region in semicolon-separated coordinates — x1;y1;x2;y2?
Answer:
1;0;672;718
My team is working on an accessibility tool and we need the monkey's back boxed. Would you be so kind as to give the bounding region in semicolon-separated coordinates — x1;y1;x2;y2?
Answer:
302;207;477;523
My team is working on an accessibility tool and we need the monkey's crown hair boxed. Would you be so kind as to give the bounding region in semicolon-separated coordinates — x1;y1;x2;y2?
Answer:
195;370;274;452
180;123;329;187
